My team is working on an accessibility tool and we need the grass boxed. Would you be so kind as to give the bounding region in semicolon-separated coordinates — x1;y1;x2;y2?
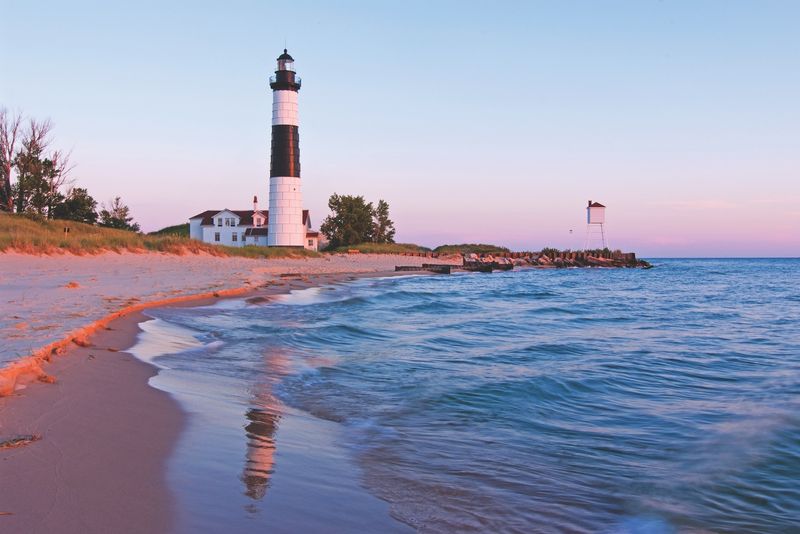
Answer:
327;242;431;254
0;213;318;258
148;223;190;237
433;243;510;255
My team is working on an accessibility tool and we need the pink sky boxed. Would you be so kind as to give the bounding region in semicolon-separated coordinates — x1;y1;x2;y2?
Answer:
3;2;798;257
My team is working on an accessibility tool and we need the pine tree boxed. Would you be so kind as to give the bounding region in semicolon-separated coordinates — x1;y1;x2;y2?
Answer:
98;197;140;232
52;187;98;224
372;199;395;244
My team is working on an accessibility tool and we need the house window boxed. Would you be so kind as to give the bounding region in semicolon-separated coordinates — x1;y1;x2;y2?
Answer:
217;218;222;227
224;218;230;227
232;233;238;242
214;232;220;242
308;239;313;247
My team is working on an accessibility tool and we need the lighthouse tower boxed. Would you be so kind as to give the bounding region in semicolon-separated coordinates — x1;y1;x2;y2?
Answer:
267;49;304;247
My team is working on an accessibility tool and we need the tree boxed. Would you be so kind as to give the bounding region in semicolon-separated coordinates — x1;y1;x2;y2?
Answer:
52;187;98;224
42;150;73;218
23;154;72;218
319;194;374;248
98;196;140;232
0;108;22;211
371;199;395;244
13;118;57;216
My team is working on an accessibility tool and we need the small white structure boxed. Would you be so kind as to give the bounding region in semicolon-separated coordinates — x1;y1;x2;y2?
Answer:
584;200;608;250
189;197;318;250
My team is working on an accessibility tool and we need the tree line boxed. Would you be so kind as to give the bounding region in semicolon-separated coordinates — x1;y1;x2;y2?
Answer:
0;109;139;231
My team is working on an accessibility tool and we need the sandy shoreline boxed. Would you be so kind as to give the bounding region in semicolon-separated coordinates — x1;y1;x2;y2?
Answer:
0;310;182;533
0;251;458;394
0;252;437;533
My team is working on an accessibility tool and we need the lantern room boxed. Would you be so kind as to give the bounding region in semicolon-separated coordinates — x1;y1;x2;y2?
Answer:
270;49;301;91
277;49;295;71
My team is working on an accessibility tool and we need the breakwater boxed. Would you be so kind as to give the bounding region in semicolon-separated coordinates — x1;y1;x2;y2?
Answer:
395;249;650;273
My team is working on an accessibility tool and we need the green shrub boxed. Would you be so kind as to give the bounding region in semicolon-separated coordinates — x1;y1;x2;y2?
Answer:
328;242;430;254
433;243;510;255
148;223;190;237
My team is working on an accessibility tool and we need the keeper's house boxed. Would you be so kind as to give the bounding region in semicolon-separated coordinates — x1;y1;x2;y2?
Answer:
189;199;319;250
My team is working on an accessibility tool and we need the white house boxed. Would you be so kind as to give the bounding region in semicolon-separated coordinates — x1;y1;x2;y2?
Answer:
189;199;319;250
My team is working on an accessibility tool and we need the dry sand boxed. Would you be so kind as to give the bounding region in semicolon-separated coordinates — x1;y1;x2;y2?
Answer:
0;251;453;533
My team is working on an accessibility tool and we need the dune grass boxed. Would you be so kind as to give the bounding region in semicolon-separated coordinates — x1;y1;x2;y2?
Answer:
148;223;190;237
328;242;431;254
0;213;318;258
433;243;510;255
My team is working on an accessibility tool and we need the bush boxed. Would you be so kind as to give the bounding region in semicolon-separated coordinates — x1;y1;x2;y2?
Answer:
148;223;190;237
327;242;430;254
433;243;510;255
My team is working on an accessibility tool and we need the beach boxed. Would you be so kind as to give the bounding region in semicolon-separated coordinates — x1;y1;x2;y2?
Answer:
0;251;458;391
0;311;181;533
0;251;453;533
2;256;798;532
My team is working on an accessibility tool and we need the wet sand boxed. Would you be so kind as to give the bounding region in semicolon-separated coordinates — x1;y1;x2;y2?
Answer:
0;269;416;533
0;311;181;533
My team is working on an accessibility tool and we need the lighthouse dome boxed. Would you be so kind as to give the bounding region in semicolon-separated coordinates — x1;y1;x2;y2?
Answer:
277;49;295;72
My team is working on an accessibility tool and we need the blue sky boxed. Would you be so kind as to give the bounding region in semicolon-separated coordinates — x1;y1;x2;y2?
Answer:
3;1;799;255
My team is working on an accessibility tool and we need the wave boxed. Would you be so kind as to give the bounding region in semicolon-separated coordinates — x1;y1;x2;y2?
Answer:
140;259;800;532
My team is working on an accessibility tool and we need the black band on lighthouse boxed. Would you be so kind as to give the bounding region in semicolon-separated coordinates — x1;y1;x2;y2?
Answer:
270;125;300;177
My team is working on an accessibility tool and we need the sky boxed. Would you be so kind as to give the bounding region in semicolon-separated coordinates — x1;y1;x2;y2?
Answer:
2;0;798;256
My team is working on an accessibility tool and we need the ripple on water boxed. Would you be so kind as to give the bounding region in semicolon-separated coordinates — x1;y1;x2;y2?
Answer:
146;259;800;532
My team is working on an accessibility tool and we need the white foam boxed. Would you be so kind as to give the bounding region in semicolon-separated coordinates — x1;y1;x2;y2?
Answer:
128;318;206;368
272;284;358;306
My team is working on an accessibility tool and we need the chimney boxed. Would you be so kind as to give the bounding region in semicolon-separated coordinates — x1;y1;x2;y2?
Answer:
253;195;258;212
588;200;592;207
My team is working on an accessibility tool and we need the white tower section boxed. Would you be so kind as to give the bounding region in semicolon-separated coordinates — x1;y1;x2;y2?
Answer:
268;50;305;247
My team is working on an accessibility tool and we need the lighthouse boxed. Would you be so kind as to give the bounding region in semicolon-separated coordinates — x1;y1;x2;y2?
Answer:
267;49;305;247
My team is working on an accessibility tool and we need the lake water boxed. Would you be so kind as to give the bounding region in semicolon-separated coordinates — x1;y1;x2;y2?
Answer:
134;259;800;533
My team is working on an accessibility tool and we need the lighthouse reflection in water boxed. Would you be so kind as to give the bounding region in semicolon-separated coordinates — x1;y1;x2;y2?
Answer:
241;348;289;501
